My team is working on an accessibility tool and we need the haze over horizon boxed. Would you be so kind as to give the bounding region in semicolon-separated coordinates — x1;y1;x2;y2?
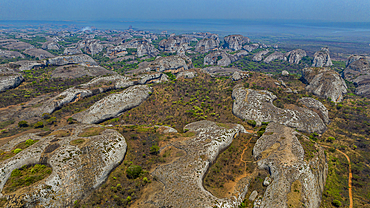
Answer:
1;0;369;22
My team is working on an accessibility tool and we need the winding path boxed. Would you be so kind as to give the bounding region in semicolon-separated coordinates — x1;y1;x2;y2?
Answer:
320;144;353;208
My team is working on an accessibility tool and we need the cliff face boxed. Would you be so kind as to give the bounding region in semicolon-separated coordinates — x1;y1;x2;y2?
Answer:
285;49;307;64
312;47;333;67
232;86;327;133
263;51;285;63
0;124;127;207
0;72;24;92
224;35;250;51
45;54;98;67
301;67;347;103
253;122;328;208
343;55;370;97
252;50;270;62
78;39;104;55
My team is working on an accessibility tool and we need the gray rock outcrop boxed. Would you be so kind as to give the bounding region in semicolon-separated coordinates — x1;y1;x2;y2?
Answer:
299;97;330;124
106;45;127;57
45;54;98;67
224;35;250;51
243;44;259;52
148;55;190;72
51;65;115;79
63;47;82;55
176;71;197;79
0;124;127;207
158;36;191;52
343;55;370;97
253;123;328;208
78;39;104;55
42;41;61;50
0;72;24;92
301;67;347;103
195;36;220;53
252;50;269;62
232;71;249;81
285;49;307;64
137;120;248;207
23;48;55;59
72;85;152;124
263;51;285;63
312;47;333;67
232;86;327;133
0;49;25;59
204;51;239;66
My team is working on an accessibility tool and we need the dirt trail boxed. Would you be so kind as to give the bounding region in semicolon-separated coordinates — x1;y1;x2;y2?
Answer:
320;144;353;208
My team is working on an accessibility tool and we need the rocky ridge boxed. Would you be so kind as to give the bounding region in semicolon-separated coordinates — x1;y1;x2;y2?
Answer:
343;55;370;97
224;35;250;51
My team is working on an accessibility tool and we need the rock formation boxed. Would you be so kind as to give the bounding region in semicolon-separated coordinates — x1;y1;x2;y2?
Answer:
72;85;152;124
176;71;197;79
263;51;285;63
63;47;82;55
137;120;248;207
0;124;127;207
42;41;61;50
301;67;347;103
299;97;330;124
148;55;190;72
343;55;370;97
23;48;55;59
243;44;259;52
204;51;239;66
106;45;128;57
158;36;191;52
0;49;25;59
45;54;98;67
252;50;269;62
201;66;241;77
312;47;333;67
224;35;250;51
253;122;328;208
137;40;159;57
285;49;307;64
232;71;249;81
232;86;327;133
0;72;24;92
195;36;220;53
78;39;104;55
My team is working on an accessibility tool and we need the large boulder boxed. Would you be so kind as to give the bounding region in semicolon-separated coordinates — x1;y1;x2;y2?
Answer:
301;67;347;103
42;41;61;50
45;54;98;67
299;97;330;124
285;49;307;64
106;45;127;57
136;120;249;207
253;123;328;208
158;36;191;52
343;55;370;97
243;43;259;52
72;85;152;124
204;51;239;66
232;86;327;133
312;47;333;67
224;35;250;51
263;51;285;63
194;36;220;53
0;49;25;59
137;40;159;57
0;72;24;92
0;124;127;207
148;55;190;72
63;47;82;55
252;50;269;62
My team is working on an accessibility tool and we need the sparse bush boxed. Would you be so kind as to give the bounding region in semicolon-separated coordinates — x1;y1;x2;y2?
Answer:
18;121;28;127
126;165;142;179
33;121;44;128
247;120;256;127
332;200;342;207
327;137;336;142
150;144;160;155
42;113;50;119
13;148;22;154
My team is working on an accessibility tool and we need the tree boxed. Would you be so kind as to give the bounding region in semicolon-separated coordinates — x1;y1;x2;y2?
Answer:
126;165;142;179
18;121;28;128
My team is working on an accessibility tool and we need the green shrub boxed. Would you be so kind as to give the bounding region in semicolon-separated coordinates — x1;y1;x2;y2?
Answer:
18;121;28;127
247;120;256;127
42;113;50;119
332;200;342;207
126;165;142;179
33;121;44;128
327;137;336;142
67;117;75;124
150;144;160;155
13;148;22;154
25;139;37;147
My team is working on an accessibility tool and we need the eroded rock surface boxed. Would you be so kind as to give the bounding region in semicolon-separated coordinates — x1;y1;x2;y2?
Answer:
51;65;115;79
159;36;191;52
0;49;25;59
0;124;127;207
243;44;259;52
263;51;285;63
312;47;333;67
73;85;152;124
45;54;98;67
299;97;330;124
301;67;347;103
139;120;248;208
224;35;250;51
195;36;220;53
78;39;104;55
0;72;24;92
63;47;82;55
42;41;61;50
204;51;239;66
343;55;370;96
285;49;306;64
253;123;328;208
232;86;326;133
148;55;190;72
252;50;269;62
23;48;55;59
176;71;197;79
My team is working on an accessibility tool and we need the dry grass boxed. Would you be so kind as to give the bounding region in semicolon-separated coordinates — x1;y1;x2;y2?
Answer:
78;127;105;137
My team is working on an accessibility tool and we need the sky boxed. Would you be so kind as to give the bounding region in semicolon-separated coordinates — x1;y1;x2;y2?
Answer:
0;0;369;22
